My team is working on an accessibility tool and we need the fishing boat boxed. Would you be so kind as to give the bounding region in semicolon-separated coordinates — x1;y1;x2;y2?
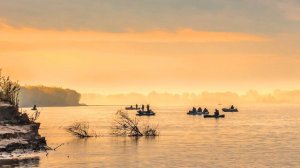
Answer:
125;107;140;110
187;111;209;115
203;114;225;118
187;111;198;115
136;110;156;116
222;108;238;112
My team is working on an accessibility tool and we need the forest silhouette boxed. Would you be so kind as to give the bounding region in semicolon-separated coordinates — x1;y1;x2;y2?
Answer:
19;86;81;107
81;90;300;106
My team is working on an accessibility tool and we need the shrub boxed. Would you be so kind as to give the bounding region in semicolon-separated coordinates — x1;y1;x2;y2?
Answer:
0;69;21;107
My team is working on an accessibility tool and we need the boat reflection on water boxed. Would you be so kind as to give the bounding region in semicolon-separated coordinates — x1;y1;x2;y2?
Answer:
0;157;40;167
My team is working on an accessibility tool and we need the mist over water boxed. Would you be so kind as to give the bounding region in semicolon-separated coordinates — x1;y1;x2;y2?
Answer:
5;105;300;168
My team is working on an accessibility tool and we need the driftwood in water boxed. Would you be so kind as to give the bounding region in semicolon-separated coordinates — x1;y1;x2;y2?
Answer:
143;125;159;137
66;122;98;138
112;110;159;137
112;110;143;137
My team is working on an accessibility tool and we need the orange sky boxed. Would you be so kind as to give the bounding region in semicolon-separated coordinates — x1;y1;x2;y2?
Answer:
1;1;300;94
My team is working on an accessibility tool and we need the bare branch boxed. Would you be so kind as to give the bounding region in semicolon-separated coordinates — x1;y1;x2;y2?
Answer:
112;110;159;137
66;122;98;138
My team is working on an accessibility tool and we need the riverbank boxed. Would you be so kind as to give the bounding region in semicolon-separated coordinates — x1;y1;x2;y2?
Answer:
0;103;47;158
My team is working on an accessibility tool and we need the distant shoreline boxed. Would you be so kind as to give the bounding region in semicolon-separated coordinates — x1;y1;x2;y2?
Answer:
19;104;132;108
19;104;87;108
19;103;300;108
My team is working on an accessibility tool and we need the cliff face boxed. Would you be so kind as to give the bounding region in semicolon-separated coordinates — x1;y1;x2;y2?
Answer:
0;103;47;154
0;104;19;122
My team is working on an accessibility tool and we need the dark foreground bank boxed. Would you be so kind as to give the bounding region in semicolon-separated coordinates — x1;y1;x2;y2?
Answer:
0;102;47;156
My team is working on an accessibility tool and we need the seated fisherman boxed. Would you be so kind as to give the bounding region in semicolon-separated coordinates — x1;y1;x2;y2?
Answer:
214;109;220;116
141;105;145;111
32;105;37;111
197;107;202;113
231;105;235;109
192;107;197;113
203;108;208;113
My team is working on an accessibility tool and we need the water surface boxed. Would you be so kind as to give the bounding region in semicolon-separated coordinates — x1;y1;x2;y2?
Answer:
2;105;300;167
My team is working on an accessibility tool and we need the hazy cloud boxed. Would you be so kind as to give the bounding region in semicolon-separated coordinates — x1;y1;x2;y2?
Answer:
275;0;300;21
0;0;299;33
0;22;268;45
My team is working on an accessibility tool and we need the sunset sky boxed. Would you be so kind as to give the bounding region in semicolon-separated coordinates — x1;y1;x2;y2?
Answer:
1;0;300;94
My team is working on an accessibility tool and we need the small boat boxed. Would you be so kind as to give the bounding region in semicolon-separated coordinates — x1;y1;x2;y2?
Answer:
222;108;238;112
204;114;225;118
187;111;209;115
187;111;198;115
125;107;140;110
136;110;156;116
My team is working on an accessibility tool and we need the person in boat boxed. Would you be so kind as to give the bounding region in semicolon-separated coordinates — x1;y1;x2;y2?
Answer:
147;104;150;112
214;109;220;116
32;105;37;111
197;107;202;113
192;107;197;113
141;105;145;111
203;108;208;113
136;104;138;109
130;105;133;109
230;105;235;109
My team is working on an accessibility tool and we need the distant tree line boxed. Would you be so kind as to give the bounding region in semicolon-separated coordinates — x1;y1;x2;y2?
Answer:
81;90;300;105
19;86;81;107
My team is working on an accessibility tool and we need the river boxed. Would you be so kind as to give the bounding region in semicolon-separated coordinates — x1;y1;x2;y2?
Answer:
1;105;300;167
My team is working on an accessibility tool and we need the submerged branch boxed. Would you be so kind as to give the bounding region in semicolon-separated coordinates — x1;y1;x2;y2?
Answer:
66;122;96;138
112;110;159;137
143;125;159;137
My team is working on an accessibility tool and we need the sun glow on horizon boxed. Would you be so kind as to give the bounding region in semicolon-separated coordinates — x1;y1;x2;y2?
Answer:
1;14;300;94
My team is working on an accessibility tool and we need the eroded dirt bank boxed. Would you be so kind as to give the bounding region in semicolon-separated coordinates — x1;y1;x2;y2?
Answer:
0;103;47;157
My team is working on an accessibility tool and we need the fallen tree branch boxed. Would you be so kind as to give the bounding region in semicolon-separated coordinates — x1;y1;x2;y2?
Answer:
112;110;159;137
66;122;98;138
